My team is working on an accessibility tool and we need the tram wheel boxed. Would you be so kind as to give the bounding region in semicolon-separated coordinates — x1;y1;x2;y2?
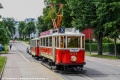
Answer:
32;55;34;57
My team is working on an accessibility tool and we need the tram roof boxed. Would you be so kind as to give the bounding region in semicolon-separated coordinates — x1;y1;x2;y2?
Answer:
31;38;39;40
40;31;85;38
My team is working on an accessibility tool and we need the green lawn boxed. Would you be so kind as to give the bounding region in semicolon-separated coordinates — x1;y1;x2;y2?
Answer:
0;56;6;75
86;52;120;60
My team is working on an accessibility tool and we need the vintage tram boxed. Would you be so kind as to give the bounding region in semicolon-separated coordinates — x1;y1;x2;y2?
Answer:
29;3;85;71
39;28;85;71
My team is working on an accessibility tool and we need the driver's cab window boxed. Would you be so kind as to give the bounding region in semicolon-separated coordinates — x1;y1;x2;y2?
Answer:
67;36;81;48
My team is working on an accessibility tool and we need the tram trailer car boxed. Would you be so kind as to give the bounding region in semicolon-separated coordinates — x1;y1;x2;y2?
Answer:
30;38;40;59
39;28;86;71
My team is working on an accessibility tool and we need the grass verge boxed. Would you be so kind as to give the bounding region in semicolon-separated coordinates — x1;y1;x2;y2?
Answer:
23;41;30;45
0;51;8;54
0;56;6;75
86;52;120;60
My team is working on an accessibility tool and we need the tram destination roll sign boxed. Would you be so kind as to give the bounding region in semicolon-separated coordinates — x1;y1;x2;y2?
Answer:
70;49;79;52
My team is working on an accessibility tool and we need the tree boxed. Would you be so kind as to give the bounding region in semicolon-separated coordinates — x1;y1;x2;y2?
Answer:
22;26;28;40
38;0;72;32
0;21;10;45
2;18;15;38
37;16;48;34
66;0;95;31
103;1;120;56
90;0;120;55
18;21;26;39
42;7;53;29
26;21;36;39
0;27;10;45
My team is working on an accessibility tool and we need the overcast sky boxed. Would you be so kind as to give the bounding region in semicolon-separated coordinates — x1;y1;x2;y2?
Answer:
0;0;45;21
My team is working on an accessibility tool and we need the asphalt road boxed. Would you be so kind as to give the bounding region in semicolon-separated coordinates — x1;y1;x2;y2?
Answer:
13;41;120;80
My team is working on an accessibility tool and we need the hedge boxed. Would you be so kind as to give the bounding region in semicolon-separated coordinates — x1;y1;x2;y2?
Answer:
85;43;120;55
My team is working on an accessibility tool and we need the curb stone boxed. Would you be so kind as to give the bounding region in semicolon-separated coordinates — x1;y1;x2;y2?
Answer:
0;58;7;80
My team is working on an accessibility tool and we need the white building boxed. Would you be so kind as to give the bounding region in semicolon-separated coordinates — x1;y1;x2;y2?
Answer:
14;21;20;38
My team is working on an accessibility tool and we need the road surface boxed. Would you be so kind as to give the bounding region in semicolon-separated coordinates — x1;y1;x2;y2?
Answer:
3;41;120;80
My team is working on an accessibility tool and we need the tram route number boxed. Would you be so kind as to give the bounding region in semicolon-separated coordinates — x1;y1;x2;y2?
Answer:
58;27;65;33
70;49;79;52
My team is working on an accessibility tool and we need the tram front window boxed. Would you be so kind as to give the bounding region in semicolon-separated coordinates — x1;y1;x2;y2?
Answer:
67;36;81;48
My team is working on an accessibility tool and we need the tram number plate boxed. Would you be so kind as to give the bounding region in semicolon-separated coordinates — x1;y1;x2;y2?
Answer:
58;27;65;33
70;49;79;52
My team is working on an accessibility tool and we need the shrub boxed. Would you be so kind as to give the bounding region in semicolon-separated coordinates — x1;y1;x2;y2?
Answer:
85;43;120;55
85;39;93;43
103;38;113;43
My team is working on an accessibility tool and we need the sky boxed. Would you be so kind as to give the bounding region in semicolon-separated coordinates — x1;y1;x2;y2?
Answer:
0;0;45;21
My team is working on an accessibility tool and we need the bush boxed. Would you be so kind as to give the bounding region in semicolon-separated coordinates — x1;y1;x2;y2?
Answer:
86;43;97;51
2;45;9;51
103;38;113;43
85;43;120;55
85;39;93;43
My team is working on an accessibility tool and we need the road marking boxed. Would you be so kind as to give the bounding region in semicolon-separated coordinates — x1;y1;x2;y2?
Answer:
14;46;30;62
79;74;95;80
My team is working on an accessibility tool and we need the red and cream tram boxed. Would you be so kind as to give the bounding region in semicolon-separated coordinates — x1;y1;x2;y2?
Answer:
39;28;85;71
29;3;85;71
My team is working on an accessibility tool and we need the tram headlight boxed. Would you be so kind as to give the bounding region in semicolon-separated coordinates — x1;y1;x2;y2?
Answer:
71;56;77;62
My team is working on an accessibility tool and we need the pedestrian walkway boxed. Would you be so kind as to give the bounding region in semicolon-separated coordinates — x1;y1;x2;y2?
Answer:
1;46;63;80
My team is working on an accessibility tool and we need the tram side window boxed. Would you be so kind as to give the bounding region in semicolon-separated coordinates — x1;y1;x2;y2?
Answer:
31;40;36;47
82;36;85;48
46;37;48;46
78;37;81;48
49;37;52;47
30;40;34;47
30;40;32;47
43;38;45;46
67;36;80;48
40;38;42;46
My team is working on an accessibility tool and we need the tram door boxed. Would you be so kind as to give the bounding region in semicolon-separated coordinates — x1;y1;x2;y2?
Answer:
52;36;55;62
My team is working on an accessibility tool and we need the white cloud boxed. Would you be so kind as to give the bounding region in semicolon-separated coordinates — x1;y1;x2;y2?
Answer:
0;0;45;21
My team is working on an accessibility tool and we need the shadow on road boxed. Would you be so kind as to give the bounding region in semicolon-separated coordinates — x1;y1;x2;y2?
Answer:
84;67;108;77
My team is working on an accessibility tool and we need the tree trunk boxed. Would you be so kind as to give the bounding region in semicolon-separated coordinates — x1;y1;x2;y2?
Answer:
89;42;92;54
97;35;103;55
29;34;31;40
114;37;117;57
